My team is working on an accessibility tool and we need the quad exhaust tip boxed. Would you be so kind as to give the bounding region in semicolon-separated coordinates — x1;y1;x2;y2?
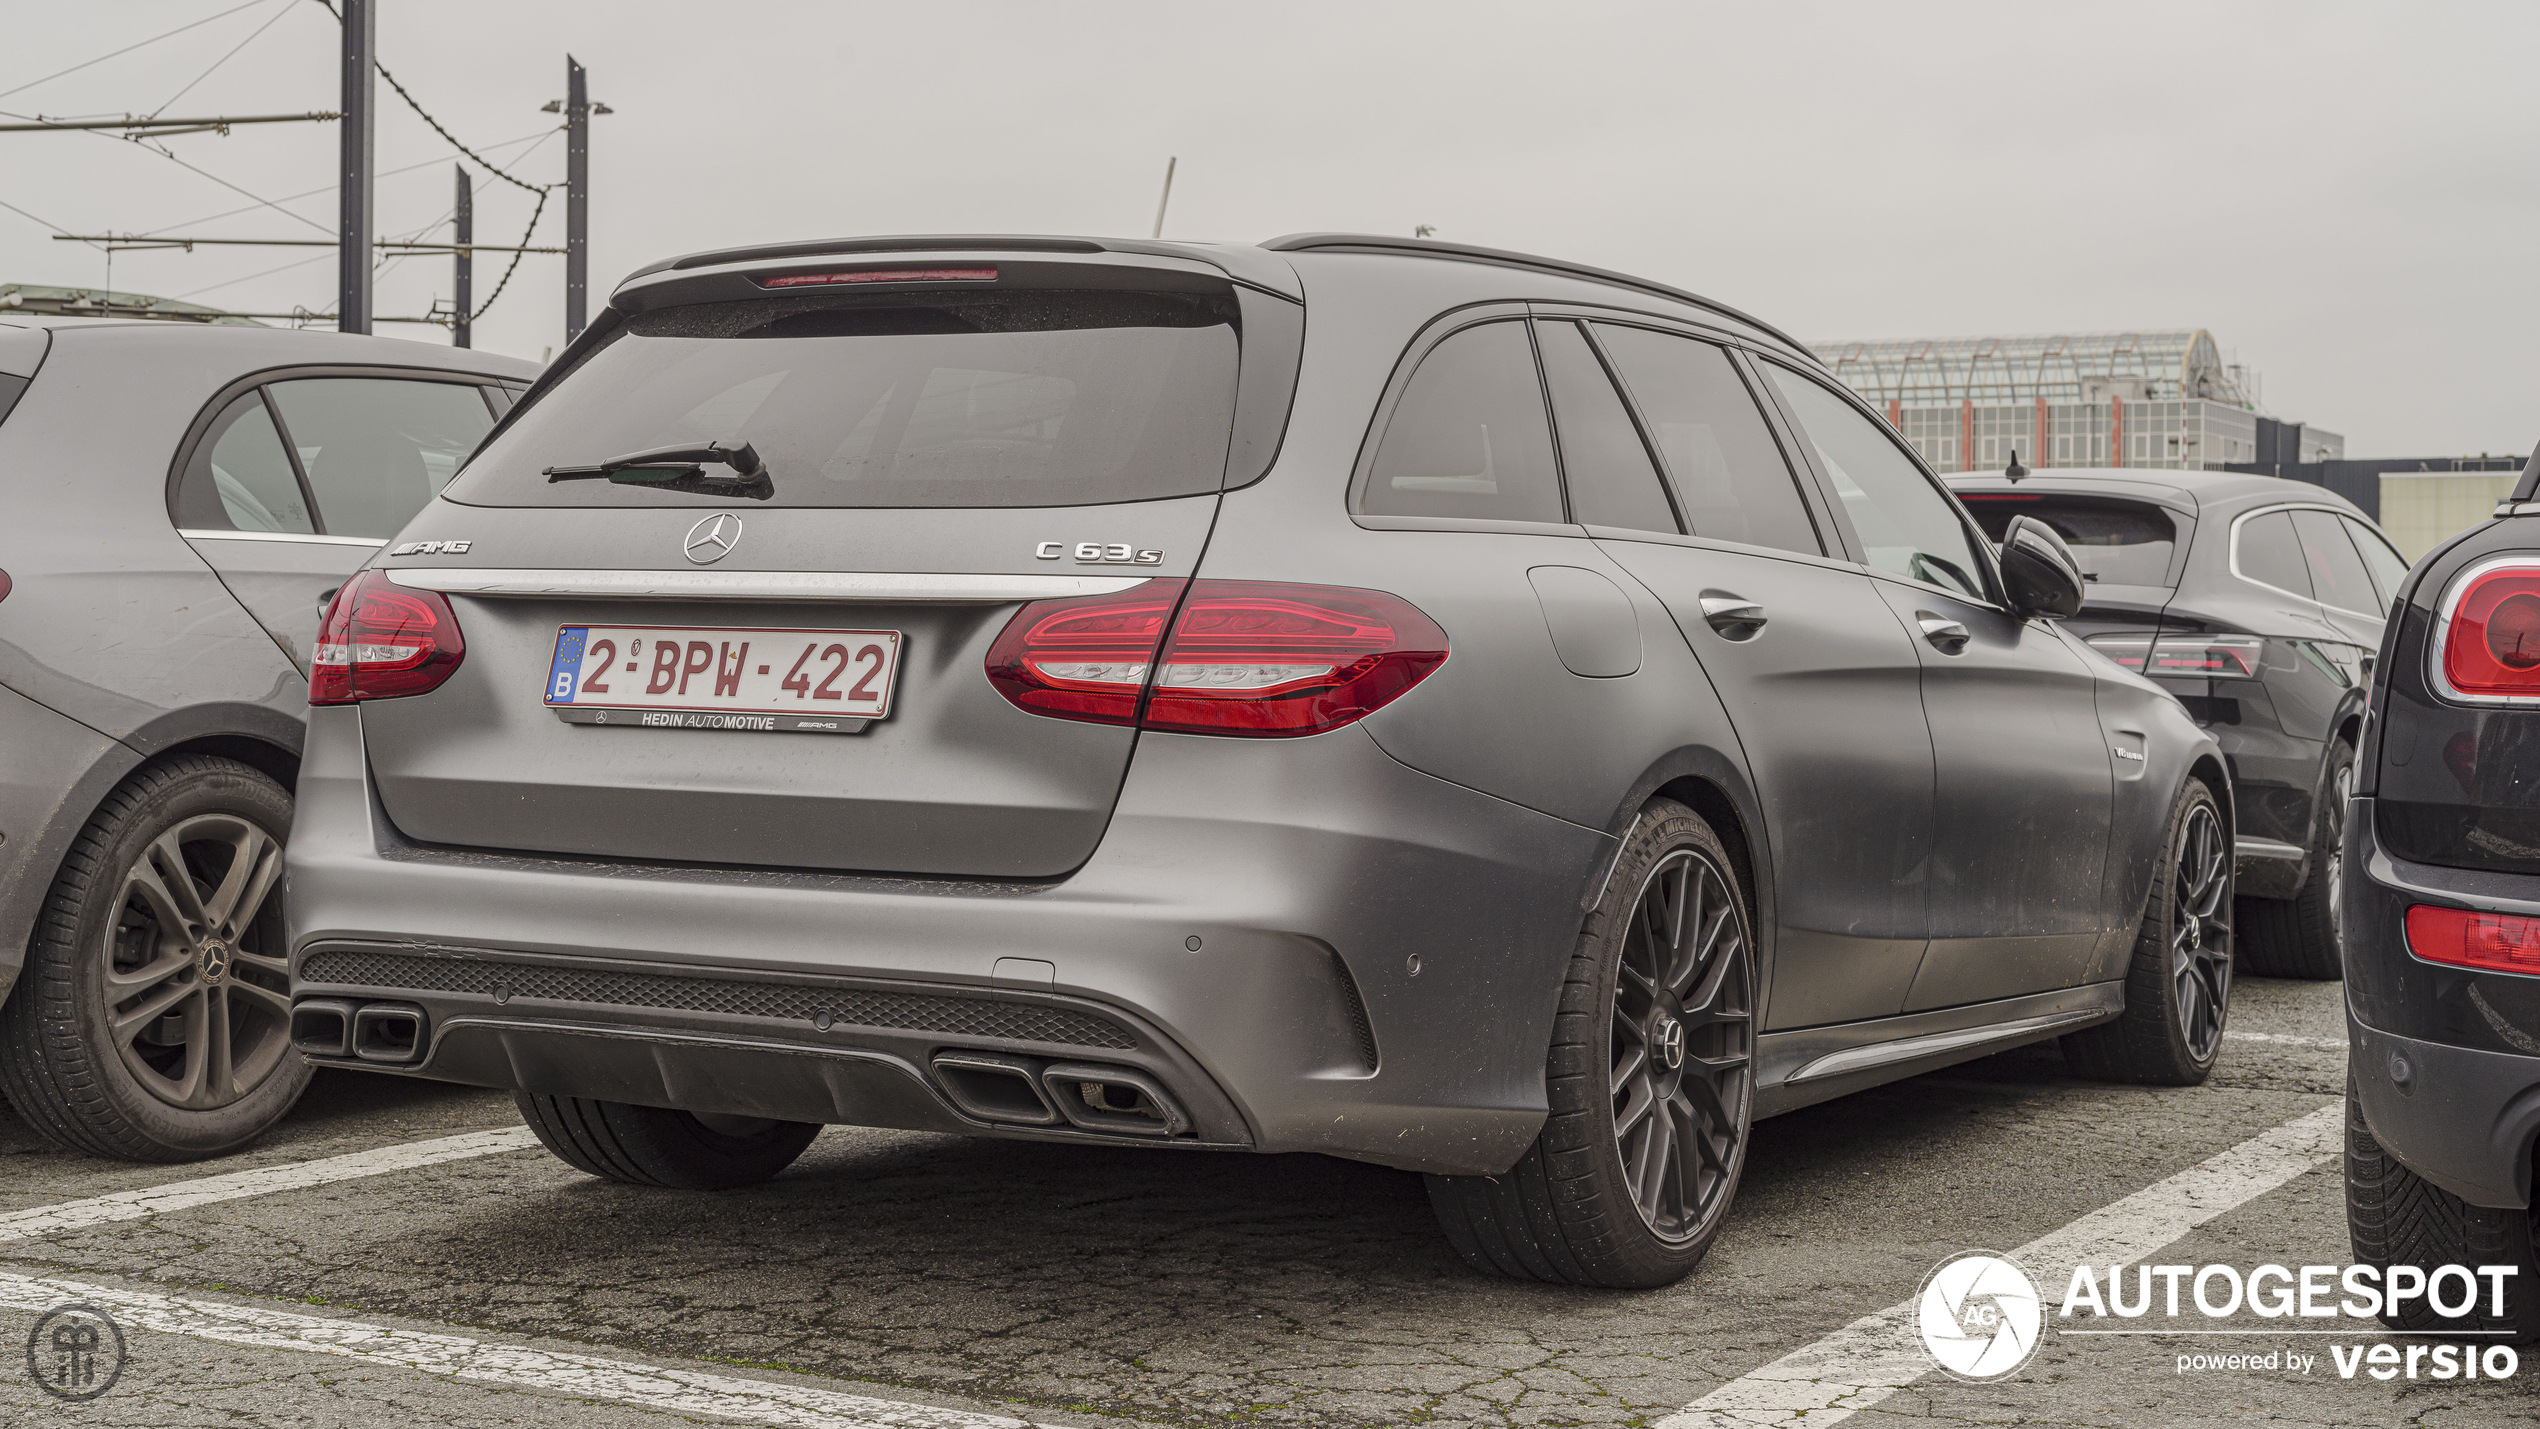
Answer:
350;1002;428;1064
929;1052;1190;1137
289;998;359;1058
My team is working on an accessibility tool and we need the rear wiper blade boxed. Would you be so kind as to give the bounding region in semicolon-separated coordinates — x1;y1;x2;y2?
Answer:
543;441;773;501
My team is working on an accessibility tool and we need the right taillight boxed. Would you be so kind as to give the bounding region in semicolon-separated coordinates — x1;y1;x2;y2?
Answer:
2405;903;2540;976
310;569;467;705
2439;565;2540;701
986;578;1449;737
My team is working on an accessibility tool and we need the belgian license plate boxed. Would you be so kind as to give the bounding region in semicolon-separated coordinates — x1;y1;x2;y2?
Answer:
543;625;900;734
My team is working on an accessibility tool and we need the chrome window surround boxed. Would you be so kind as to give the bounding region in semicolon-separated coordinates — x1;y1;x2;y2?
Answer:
2226;501;2392;621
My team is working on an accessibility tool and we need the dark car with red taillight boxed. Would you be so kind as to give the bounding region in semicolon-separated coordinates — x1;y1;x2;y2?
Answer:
1947;467;2409;981
2343;446;2540;1339
286;233;2227;1287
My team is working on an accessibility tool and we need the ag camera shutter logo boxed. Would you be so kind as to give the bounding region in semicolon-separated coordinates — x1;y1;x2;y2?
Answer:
1918;1252;2044;1381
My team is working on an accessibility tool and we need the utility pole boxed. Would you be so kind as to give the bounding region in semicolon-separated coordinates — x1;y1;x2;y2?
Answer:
452;165;473;349
336;0;374;333
564;55;588;341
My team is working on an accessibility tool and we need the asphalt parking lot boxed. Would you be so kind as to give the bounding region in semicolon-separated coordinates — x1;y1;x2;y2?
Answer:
0;974;2527;1428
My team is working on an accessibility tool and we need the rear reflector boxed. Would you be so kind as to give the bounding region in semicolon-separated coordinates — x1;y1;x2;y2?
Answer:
758;267;998;289
310;569;466;704
2084;632;2261;677
2439;565;2540;700
986;579;1449;737
2405;903;2540;976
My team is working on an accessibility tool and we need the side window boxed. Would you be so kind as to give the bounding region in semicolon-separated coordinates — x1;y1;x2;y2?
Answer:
2292;508;2380;615
174;392;314;534
1360;320;1563;524
2342;516;2411;610
1534;320;1678;533
1595;325;1821;555
266;378;498;540
2235;510;2313;598
1761;363;1986;600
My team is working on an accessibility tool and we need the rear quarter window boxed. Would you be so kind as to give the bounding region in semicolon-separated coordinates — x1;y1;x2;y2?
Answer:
442;288;1241;509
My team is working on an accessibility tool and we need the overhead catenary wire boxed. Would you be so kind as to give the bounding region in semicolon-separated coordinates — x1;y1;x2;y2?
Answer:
146;0;297;120
0;0;270;103
307;0;555;195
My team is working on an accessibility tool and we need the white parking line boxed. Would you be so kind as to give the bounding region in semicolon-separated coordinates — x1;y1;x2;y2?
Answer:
2224;1030;2345;1049
1659;1100;2345;1428
0;1267;1025;1429
0;1127;541;1242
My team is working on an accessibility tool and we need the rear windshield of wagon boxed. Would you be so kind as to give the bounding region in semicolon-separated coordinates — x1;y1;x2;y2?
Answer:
1959;491;2183;588
441;288;1241;508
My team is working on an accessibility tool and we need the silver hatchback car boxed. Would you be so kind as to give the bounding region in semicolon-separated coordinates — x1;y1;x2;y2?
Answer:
0;314;536;1160
287;235;2225;1286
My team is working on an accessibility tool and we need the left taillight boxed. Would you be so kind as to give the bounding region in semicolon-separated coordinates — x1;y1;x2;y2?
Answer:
986;578;1449;737
310;569;466;705
2438;564;2540;701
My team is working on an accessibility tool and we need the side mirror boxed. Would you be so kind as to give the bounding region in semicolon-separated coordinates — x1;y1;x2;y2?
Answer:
1999;514;2084;619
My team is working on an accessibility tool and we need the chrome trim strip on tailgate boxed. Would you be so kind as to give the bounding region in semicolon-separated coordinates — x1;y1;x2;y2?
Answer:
383;569;1153;602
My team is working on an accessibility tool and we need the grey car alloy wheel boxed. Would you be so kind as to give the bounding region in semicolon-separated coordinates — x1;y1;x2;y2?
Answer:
1611;847;1753;1241
103;812;294;1110
2172;801;2232;1065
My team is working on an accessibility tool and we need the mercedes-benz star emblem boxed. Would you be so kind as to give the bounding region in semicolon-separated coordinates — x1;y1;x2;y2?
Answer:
1654;1016;1686;1071
683;514;743;565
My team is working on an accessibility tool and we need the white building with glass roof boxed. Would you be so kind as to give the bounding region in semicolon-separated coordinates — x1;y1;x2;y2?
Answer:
1807;330;2343;475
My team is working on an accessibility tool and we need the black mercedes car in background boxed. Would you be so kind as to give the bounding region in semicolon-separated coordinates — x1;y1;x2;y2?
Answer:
1946;466;2409;979
2344;445;2540;1338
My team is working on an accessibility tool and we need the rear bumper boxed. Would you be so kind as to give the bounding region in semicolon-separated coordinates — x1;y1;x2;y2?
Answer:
2344;793;2540;1207
284;705;1612;1175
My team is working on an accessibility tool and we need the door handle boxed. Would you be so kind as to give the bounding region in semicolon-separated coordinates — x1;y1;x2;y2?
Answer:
1917;613;1971;653
1699;592;1768;640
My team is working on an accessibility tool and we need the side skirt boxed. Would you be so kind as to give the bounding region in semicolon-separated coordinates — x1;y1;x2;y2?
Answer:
1753;981;2125;1119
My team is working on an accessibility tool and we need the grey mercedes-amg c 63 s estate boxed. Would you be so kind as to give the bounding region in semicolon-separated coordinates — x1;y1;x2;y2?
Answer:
286;234;2230;1285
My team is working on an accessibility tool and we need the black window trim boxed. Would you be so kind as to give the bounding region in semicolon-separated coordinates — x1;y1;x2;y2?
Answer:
164;362;518;539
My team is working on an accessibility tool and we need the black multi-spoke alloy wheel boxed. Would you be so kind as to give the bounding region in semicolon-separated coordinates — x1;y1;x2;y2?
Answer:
2063;779;2232;1086
517;1093;821;1190
1426;798;1756;1287
0;756;312;1161
2239;740;2352;980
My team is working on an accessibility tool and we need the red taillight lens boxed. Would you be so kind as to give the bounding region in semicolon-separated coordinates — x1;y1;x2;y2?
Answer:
984;579;1187;726
2147;635;2262;677
310;569;466;705
1143;581;1449;736
985;579;1450;737
2083;634;2152;670
2442;568;2540;698
2405;904;2540;976
0;568;11;603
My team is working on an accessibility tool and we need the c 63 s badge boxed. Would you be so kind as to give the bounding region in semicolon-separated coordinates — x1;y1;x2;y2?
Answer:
1038;542;1163;566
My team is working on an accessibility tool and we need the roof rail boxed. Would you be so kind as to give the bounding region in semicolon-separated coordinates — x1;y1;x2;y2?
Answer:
617;235;1303;301
1257;233;1815;359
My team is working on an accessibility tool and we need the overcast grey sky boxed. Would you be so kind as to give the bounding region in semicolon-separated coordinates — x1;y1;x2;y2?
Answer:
2;0;2530;456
